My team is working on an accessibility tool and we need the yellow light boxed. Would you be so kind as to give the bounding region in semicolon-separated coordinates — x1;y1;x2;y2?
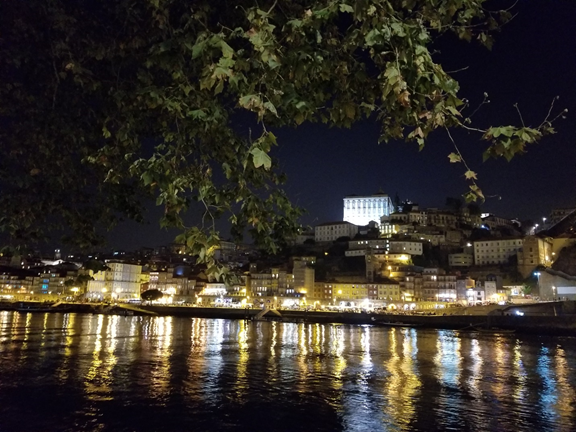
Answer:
338;290;342;295
71;288;79;292
102;288;107;293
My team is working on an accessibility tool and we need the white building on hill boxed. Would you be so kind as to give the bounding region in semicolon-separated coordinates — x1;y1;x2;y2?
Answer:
343;193;393;226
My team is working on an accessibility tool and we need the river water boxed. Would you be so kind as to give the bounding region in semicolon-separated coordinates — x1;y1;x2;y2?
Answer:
0;311;574;432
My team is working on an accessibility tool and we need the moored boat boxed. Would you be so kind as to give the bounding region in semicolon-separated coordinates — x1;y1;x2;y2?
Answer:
374;321;421;328
472;327;515;334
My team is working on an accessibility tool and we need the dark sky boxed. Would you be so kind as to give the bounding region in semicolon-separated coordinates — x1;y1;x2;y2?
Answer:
108;0;576;251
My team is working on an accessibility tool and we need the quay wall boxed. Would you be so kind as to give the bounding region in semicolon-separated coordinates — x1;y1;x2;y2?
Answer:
1;302;575;335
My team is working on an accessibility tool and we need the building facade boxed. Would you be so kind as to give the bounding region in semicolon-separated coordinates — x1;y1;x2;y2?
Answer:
315;222;358;242
473;238;524;266
449;253;474;267
87;262;142;301
343;194;393;226
517;236;553;278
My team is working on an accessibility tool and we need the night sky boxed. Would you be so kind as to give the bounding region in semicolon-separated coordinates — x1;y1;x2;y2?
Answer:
108;1;576;251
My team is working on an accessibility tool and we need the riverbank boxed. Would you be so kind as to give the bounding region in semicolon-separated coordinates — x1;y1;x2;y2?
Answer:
1;301;575;335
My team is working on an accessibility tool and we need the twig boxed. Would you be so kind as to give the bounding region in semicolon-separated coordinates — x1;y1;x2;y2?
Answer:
513;103;525;127
468;93;490;120
266;0;278;15
445;127;472;173
540;96;560;127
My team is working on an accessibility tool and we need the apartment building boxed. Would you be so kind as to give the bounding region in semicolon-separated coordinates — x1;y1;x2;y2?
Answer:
473;238;523;265
315;221;358;242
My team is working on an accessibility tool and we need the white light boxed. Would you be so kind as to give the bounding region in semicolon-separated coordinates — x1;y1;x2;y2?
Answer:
515;311;524;316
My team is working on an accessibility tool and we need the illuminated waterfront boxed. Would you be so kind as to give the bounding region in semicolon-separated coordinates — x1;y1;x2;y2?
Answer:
0;311;575;431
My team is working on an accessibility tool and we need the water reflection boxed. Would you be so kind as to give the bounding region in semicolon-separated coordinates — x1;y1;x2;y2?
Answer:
0;313;575;432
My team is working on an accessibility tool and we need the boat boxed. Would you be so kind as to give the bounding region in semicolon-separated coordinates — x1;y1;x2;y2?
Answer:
374;321;421;328
16;306;55;313
472;327;515;334
16;304;72;313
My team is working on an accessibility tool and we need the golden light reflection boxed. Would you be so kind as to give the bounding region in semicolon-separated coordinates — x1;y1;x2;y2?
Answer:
185;318;208;404
512;340;526;405
310;324;323;378
554;346;575;426
468;338;483;399
360;326;372;370
237;319;249;392
298;323;307;357
0;310;9;326
11;310;21;335
270;320;277;357
490;337;509;397
297;324;308;392
84;314;107;401
56;313;77;383
19;313;32;365
312;324;322;355
39;313;49;353
383;329;404;425
150;316;173;400
0;311;11;346
400;330;421;417
331;326;346;389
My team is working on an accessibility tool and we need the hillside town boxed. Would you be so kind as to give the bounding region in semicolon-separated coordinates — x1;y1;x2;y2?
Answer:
1;193;576;311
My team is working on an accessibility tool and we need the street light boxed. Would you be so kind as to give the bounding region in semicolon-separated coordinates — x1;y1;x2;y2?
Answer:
534;272;541;298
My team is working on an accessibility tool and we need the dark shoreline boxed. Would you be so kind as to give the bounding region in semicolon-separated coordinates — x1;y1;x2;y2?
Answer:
2;302;576;336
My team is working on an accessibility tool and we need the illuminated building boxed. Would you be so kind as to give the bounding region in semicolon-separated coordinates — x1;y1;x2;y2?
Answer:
87;262;142;301
343;193;393;226
314;221;358;242
517;235;553;278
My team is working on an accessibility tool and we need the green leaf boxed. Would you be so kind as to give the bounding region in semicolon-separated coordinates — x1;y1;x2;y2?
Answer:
448;153;461;163
263;101;278;117
142;171;154;186
339;4;354;14
220;40;234;58
470;184;485;200
239;94;263;110
390;23;406;37
192;40;206;59
250;148;272;169
343;102;355;119
464;170;477;180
